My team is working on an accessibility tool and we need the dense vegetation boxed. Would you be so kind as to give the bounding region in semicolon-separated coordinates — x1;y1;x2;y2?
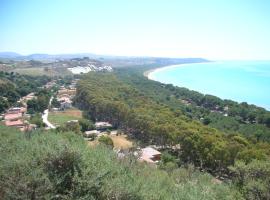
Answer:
75;72;270;172
73;70;270;199
115;67;270;142
0;71;51;112
27;89;51;114
0;125;244;199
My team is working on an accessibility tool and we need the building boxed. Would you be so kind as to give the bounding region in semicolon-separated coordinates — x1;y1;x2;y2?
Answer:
7;107;26;114
5;119;25;128
4;113;23;121
84;130;101;138
139;147;161;163
57;96;72;110
95;122;113;130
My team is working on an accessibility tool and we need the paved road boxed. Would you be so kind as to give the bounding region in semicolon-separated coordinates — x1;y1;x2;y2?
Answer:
42;97;56;129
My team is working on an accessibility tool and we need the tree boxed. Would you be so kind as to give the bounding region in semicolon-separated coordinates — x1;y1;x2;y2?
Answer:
0;97;9;113
229;160;270;200
79;118;95;132
57;121;81;134
98;136;113;147
30;113;44;128
264;114;270;128
51;97;60;108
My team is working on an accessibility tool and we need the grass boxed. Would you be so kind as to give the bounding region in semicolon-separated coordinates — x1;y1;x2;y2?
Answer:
13;67;49;76
88;134;133;149
109;135;133;149
48;108;82;126
12;67;72;77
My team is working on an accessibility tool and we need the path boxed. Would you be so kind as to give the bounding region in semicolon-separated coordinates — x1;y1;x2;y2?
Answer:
42;97;56;129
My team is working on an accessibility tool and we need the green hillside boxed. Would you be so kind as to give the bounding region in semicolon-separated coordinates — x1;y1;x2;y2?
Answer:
0;125;242;199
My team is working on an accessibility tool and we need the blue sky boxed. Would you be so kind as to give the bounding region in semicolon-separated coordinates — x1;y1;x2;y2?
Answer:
0;0;270;60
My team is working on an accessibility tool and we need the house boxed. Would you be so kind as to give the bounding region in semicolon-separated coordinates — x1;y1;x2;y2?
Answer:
60;101;72;110
95;122;113;130
4;113;22;120
58;96;72;110
139;147;161;163
7;107;26;114
84;130;101;138
5;119;24;127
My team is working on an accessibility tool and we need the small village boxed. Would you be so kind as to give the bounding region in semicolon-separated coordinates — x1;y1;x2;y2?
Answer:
0;77;162;165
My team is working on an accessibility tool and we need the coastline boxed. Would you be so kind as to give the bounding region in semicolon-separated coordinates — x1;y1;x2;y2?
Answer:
144;62;210;80
143;61;270;111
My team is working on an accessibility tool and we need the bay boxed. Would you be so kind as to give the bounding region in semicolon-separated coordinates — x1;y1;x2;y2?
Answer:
148;61;270;110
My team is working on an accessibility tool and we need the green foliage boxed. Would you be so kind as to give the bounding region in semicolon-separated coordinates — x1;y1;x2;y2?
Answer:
98;135;114;147
0;96;9;113
27;89;51;113
30;113;44;127
57;121;81;134
0;71;51;112
51;96;61;108
79;118;95;132
229;160;270;200
74;72;270;174
0;125;243;199
114;68;270;142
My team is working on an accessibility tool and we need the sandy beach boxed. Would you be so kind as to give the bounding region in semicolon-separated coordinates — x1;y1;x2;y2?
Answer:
144;64;191;80
144;62;211;80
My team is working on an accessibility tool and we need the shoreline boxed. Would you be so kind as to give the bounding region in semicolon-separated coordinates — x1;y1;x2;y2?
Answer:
143;61;270;111
144;62;210;80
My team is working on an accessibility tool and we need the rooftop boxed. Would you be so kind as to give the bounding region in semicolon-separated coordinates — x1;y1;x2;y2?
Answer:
4;113;22;120
5;119;24;127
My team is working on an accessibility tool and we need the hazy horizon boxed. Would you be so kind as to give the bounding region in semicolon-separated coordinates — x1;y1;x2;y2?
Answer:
1;0;270;60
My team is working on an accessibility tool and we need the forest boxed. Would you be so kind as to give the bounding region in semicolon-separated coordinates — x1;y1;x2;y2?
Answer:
74;71;270;199
0;71;51;113
116;67;270;142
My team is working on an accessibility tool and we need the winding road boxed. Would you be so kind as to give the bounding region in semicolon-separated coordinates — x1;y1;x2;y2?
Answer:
42;97;56;129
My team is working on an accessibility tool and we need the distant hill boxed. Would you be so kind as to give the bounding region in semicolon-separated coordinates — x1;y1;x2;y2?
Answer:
0;52;209;64
0;52;22;58
0;52;101;60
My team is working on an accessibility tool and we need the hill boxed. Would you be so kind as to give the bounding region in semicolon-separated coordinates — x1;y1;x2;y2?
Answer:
0;125;242;199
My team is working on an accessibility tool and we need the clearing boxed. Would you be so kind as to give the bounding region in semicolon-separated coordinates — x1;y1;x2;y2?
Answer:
88;134;133;150
48;108;82;126
109;135;133;149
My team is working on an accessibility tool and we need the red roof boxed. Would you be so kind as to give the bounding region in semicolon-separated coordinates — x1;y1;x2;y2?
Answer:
5;119;24;127
4;113;22;120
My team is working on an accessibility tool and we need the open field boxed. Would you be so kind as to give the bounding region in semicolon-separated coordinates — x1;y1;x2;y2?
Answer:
88;134;133;149
12;67;72;76
48;108;82;126
13;67;49;76
58;89;76;96
109;135;133;149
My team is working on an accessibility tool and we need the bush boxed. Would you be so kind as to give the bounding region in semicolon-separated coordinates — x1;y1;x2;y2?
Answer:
30;113;44;128
79;118;95;132
0;125;243;199
98;135;114;147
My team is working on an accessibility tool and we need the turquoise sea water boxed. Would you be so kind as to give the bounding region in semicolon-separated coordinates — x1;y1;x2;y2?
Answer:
149;61;270;110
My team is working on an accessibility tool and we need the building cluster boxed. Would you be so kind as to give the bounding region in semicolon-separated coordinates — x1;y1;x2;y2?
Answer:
52;80;78;111
84;121;113;138
1;91;40;131
1;106;36;131
44;80;57;89
83;120;162;165
68;64;113;74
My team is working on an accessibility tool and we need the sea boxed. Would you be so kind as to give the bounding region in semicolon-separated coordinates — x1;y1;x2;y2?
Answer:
148;61;270;110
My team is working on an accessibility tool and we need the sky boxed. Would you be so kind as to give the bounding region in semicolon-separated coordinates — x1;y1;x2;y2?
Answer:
0;0;270;60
